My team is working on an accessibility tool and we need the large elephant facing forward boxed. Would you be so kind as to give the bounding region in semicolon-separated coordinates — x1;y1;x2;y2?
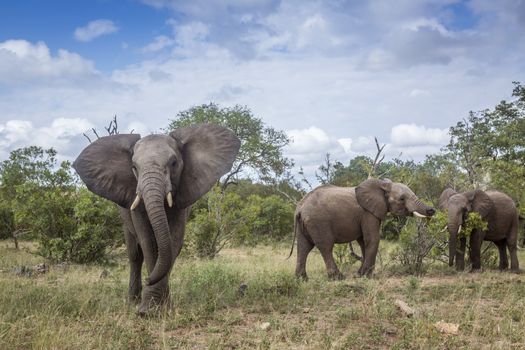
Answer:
291;179;435;279
439;189;519;272
73;124;240;315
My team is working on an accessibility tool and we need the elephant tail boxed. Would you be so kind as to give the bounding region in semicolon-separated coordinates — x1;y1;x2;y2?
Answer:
287;212;302;260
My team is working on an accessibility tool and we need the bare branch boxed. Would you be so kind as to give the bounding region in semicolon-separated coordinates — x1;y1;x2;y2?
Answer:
83;133;92;143
368;137;387;179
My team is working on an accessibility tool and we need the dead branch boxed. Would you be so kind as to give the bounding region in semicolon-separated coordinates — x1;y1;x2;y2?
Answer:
368;137;386;179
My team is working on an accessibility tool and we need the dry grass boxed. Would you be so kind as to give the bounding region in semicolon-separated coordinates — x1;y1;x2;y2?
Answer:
0;241;524;349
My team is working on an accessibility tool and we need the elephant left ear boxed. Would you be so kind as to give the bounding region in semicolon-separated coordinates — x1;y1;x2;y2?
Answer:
170;124;241;208
439;188;457;210
465;189;494;218
355;178;392;220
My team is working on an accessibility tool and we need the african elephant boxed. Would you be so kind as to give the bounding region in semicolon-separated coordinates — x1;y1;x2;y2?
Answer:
73;124;240;315
290;179;435;279
439;189;519;272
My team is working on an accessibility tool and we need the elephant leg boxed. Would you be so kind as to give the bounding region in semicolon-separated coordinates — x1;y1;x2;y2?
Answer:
318;243;343;280
456;237;466;271
507;218;520;273
469;231;482;271
124;228;144;303
356;236;366;275
495;239;509;271
295;232;314;280
360;216;380;277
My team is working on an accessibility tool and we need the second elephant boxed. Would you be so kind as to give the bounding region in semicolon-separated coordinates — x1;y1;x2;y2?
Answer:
292;178;435;279
439;188;519;272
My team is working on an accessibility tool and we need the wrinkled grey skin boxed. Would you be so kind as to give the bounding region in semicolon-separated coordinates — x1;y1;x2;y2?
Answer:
439;189;519;272
73;124;240;315
291;179;435;279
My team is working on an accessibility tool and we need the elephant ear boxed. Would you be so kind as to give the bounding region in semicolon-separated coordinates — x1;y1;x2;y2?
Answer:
170;124;240;208
355;178;392;220
73;134;140;208
438;188;457;210
465;189;494;218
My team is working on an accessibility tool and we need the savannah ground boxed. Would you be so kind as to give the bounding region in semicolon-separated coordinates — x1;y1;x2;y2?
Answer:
0;241;524;349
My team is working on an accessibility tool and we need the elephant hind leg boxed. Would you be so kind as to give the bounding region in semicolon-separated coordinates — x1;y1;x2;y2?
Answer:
318;243;343;280
495;239;509;271
295;231;314;281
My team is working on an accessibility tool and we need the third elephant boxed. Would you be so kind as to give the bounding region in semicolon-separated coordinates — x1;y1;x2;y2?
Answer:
291;178;435;280
439;188;519;272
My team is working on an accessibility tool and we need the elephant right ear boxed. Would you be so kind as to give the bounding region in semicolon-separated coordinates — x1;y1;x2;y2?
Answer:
170;124;240;209
465;189;494;218
355;178;392;220
438;188;457;210
73;134;141;208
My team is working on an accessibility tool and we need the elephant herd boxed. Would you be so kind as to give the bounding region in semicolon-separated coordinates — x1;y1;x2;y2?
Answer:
73;123;520;315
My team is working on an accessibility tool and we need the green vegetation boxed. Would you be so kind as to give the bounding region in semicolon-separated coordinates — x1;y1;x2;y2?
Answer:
1;242;524;349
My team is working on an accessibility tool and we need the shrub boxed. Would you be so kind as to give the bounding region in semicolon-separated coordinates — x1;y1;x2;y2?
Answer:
391;212;448;275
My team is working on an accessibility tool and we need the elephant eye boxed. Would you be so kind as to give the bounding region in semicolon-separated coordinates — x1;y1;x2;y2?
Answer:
400;195;405;202
171;159;177;167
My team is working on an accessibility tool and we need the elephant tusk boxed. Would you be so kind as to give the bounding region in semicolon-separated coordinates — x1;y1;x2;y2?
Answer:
440;225;448;232
412;211;428;218
458;225;462;235
130;194;141;210
167;192;173;208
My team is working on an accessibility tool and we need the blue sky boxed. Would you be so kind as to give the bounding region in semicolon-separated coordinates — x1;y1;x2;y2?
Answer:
0;0;524;180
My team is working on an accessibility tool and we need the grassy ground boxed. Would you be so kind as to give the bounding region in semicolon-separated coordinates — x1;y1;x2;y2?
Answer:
0;241;524;349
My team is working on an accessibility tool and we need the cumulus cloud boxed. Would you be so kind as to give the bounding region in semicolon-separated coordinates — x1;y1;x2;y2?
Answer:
140;35;175;53
0;40;98;85
74;19;118;42
390;123;449;147
0;118;93;161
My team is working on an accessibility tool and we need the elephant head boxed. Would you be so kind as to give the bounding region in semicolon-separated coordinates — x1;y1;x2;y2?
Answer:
73;124;240;285
355;178;435;220
439;188;493;266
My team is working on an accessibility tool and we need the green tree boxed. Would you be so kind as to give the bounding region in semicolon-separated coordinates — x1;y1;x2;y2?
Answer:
166;103;292;189
0;146;122;263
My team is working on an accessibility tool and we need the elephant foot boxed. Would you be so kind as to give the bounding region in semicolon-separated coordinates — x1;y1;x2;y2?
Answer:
328;271;345;281
128;294;141;305
510;268;521;274
137;296;171;317
469;267;482;273
295;271;308;281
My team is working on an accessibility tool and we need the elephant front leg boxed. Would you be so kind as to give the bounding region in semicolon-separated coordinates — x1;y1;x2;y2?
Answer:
356;237;366;275
121;211;144;303
138;277;170;316
456;237;466;271
360;216;380;277
469;231;482;272
495;239;509;271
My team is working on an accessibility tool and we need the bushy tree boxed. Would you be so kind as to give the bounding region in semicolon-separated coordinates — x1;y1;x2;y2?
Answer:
0;146;122;263
166;103;292;187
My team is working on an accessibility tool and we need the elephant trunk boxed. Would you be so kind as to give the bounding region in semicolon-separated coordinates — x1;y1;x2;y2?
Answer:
412;198;436;217
141;172;173;286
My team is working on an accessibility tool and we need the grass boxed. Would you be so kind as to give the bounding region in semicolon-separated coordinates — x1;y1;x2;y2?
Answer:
0;240;524;349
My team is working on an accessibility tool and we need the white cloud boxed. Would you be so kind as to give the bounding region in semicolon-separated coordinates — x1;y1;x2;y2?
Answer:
390;123;449;147
0;118;93;161
286;126;331;154
0;40;98;85
140;35;175;53
74;19;119;42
